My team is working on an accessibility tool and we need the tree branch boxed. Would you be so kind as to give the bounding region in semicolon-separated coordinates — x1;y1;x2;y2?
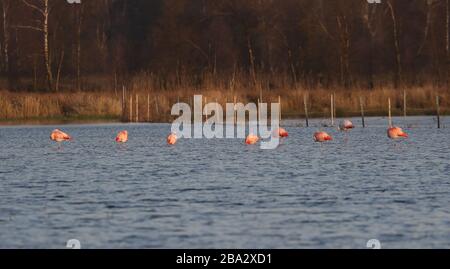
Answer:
13;25;43;32
21;0;45;16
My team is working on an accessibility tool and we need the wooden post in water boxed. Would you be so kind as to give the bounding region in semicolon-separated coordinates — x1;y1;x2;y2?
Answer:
154;96;159;116
147;93;150;122
333;92;336;122
303;94;309;127
129;95;133;123
359;96;366;128
122;86;126;121
234;96;237;125
215;98;220;123
403;90;407;118
135;94;139;123
436;95;441;129
257;98;260;123
388;97;393;127
204;96;208;122
278;96;282;124
331;94;334;126
260;87;263;104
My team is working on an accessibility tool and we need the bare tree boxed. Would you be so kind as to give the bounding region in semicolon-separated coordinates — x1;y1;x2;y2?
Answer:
19;0;53;91
447;0;449;88
1;0;10;74
387;0;402;88
363;1;378;89
417;0;439;56
317;2;352;88
75;3;83;91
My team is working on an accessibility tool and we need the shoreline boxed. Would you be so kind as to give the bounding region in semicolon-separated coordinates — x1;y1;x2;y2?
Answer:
0;113;444;126
0;115;121;126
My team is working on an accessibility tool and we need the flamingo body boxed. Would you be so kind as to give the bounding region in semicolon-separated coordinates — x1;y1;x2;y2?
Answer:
50;129;71;142
167;133;178;145
314;131;333;142
246;134;259;145
116;130;128;143
278;128;289;138
339;120;354;131
387;127;408;139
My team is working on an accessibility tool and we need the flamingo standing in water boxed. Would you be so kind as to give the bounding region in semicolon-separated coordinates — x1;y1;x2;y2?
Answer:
387;126;408;139
246;134;259;145
339;120;354;131
277;128;289;138
50;129;71;142
116;130;128;143
167;133;178;145
314;131;333;142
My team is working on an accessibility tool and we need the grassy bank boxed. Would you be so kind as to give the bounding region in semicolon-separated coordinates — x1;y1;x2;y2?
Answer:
0;115;120;126
1;85;448;125
0;91;122;124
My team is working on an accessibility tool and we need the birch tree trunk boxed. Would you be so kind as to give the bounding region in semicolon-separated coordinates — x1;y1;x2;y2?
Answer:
76;4;84;91
363;2;377;90
43;0;53;91
20;0;53;91
387;0;402;89
446;0;449;89
1;0;9;74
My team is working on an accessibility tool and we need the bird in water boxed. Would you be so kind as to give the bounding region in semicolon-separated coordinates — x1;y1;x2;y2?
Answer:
387;126;408;139
339;120;354;131
167;133;178;145
115;130;128;143
245;134;259;145
314;131;333;142
277;127;289;138
50;129;71;142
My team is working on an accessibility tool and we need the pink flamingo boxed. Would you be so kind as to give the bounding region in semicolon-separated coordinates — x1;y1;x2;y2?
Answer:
50;129;71;142
387;126;408;139
167;133;178;145
314;131;333;142
339;120;354;131
246;134;259;145
115;130;128;143
278;128;289;138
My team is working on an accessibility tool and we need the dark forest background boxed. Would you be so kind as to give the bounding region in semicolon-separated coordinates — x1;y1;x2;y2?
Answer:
0;0;448;93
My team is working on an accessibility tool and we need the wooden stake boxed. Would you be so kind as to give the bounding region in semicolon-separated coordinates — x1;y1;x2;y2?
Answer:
147;93;150;122
403;89;407;118
331;94;334;126
129;95;133;123
122;86;125;121
155;96;159;115
304;94;309;127
333;92;336;121
260;87;263;104
136;94;139;123
278;96;282;123
205;96;208;122
234;96;237;125
257;98;260;123
215;98;219;123
360;96;366;128
388;97;393;127
437;95;441;129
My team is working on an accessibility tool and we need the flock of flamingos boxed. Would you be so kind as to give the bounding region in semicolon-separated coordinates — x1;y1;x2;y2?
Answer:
49;119;409;145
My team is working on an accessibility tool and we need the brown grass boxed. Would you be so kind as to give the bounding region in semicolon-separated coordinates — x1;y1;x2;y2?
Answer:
1;73;448;124
0;91;121;121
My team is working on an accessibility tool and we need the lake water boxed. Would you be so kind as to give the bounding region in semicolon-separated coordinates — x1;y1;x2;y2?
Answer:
0;116;449;249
